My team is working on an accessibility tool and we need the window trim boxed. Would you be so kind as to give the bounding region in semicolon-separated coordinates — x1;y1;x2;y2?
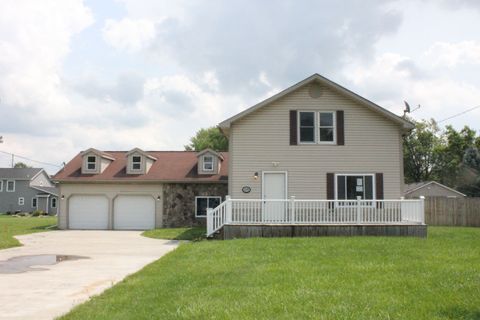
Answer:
202;155;214;172
51;197;57;208
18;197;25;206
297;111;316;144
297;110;336;145
334;173;376;202
32;197;37;209
86;155;97;171
0;180;3;192
318;111;336;144
6;180;15;192
131;155;143;171
195;196;222;218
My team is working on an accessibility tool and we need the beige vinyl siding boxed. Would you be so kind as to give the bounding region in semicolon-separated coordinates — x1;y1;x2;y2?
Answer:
57;183;163;229
197;152;220;175
229;83;404;199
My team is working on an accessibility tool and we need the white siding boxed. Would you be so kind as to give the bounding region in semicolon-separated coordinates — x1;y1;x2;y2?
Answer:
229;83;404;199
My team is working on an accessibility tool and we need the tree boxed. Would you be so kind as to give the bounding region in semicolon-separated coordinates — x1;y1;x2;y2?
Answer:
184;127;228;151
403;119;442;183
14;162;30;168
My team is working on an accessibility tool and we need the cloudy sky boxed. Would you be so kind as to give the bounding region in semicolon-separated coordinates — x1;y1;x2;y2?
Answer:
1;0;480;173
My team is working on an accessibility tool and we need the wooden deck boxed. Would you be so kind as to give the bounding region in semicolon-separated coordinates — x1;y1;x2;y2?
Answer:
214;224;427;240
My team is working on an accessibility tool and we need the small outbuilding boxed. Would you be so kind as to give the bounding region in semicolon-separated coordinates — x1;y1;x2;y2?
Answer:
404;181;466;199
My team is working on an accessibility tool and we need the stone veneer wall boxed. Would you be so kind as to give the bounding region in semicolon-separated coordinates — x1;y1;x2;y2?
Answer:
162;183;228;227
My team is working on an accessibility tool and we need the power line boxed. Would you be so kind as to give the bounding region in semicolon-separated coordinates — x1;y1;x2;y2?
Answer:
437;105;480;123
0;150;61;168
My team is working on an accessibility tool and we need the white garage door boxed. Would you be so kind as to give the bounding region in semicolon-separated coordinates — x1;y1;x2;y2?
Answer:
69;195;109;230
114;195;155;230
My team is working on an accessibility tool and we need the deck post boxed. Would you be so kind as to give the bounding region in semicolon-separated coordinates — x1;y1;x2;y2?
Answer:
207;208;213;236
290;196;296;223
356;196;362;224
226;195;232;224
419;196;425;224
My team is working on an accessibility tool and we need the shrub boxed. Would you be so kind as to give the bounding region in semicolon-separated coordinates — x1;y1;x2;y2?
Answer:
31;210;46;217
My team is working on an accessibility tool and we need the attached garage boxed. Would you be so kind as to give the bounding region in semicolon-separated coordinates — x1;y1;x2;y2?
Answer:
69;195;109;230
113;195;155;230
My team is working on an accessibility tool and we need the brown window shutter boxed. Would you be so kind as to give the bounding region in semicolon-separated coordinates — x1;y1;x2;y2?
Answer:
336;110;344;145
290;110;297;145
326;173;334;200
375;173;384;200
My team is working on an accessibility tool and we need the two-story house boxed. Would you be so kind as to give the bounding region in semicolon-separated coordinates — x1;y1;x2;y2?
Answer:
207;73;426;238
0;168;59;214
53;148;228;230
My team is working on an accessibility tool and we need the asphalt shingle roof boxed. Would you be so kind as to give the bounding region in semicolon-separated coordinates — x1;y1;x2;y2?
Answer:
0;168;43;180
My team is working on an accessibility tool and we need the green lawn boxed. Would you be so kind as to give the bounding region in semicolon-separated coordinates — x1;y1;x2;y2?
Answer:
0;215;57;249
142;227;206;241
62;227;480;320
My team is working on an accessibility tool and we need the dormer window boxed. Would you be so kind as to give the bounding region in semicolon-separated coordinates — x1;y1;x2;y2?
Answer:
203;156;214;171
87;156;97;170
132;156;142;170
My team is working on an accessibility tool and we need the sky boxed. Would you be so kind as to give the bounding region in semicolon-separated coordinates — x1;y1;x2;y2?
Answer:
1;0;480;174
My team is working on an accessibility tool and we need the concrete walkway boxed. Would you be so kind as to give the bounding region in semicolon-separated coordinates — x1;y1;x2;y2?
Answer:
0;231;179;320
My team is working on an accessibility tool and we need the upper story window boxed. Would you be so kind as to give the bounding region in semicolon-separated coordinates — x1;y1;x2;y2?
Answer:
298;111;336;144
0;180;3;192
203;155;214;171
132;156;142;170
6;180;15;192
86;156;97;170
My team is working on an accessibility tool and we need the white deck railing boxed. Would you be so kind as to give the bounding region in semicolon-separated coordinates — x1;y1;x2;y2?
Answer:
207;196;425;236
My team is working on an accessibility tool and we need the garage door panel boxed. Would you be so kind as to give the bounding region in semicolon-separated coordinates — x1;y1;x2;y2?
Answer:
114;196;155;230
69;195;109;230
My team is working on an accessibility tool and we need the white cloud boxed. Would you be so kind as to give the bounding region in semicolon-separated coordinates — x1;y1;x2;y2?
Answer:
102;18;157;52
425;41;480;67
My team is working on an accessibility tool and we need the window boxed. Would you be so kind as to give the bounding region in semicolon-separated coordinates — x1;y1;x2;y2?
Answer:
195;196;222;217
18;197;25;206
86;156;96;170
336;174;374;200
319;112;335;142
298;111;336;144
6;180;15;192
203;156;214;171
32;198;37;208
299;112;315;143
0;180;3;192
51;197;57;208
132;156;142;170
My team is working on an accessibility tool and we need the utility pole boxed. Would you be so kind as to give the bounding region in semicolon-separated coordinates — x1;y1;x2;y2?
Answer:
11;154;14;168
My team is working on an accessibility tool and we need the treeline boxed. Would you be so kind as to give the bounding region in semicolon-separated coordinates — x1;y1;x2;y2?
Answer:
403;118;480;196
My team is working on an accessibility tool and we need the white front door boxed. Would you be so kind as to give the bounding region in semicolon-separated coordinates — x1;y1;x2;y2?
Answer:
262;172;287;222
113;195;155;230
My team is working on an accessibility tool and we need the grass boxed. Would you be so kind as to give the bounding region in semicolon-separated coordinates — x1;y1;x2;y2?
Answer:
142;227;206;241
62;227;480;320
0;215;57;249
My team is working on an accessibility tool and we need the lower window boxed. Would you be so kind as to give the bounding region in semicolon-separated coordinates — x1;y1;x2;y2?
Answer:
195;196;222;217
336;174;374;200
18;197;25;206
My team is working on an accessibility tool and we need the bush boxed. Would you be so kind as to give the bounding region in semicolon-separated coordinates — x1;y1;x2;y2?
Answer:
31;210;46;217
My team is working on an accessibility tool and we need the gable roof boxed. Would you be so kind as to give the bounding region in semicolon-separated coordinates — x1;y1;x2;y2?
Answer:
81;148;116;161
0;168;43;180
196;148;225;161
126;148;158;161
53;151;228;183
31;185;59;196
219;73;414;131
404;181;466;197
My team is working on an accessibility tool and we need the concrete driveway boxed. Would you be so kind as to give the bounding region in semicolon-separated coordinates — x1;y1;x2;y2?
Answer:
0;231;179;320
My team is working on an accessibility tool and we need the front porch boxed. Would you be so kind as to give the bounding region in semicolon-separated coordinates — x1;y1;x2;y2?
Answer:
207;197;426;239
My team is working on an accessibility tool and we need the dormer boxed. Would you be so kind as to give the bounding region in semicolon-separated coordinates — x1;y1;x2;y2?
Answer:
81;148;115;174
126;148;157;175
196;148;224;175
